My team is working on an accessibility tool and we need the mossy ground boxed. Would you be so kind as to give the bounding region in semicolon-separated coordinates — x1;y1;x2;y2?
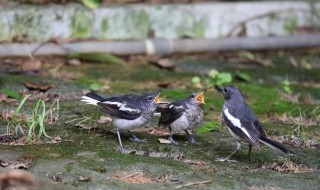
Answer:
0;51;319;189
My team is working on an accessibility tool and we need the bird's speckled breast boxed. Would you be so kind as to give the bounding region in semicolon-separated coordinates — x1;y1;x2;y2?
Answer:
185;105;204;130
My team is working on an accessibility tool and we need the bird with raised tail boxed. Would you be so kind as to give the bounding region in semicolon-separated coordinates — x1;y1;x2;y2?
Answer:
216;85;293;162
81;92;162;153
158;92;205;145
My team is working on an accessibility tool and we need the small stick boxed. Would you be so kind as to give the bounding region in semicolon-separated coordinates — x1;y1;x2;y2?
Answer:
123;172;141;179
175;180;212;189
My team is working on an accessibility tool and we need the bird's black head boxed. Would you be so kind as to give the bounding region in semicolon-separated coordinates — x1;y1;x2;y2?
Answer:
215;85;244;101
189;91;205;105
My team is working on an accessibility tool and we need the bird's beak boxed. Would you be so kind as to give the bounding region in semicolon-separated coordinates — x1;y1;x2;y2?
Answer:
215;85;223;93
195;92;205;104
154;94;162;103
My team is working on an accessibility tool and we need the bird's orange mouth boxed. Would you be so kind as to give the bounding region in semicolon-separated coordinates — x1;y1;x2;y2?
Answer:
195;92;205;104
154;94;161;103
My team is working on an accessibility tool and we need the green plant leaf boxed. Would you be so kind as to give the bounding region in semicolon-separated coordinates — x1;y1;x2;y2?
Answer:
236;72;252;82
89;83;103;91
191;76;201;84
81;0;101;9
0;88;21;99
208;69;219;79
216;72;232;85
68;52;123;64
239;51;255;60
196;121;221;134
13;95;32;118
282;79;290;86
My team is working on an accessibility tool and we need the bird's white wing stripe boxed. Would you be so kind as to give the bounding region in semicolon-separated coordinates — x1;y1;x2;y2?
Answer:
81;96;99;105
103;101;122;107
224;109;254;141
119;104;140;113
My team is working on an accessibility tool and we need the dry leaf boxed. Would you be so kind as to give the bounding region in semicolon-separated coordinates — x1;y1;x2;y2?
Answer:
23;81;54;92
184;160;207;166
150;58;175;70
75;124;98;130
67;59;81;66
97;116;112;124
21;58;42;72
79;176;91;182
158;138;171;144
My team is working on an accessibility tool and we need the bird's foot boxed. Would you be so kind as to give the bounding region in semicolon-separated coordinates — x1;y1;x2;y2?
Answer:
215;157;237;163
129;137;147;143
118;148;137;154
168;137;178;145
188;137;201;145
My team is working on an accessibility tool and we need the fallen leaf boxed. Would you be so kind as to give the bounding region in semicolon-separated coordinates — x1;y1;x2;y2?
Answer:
8;163;29;170
23;82;54;92
21;58;42;72
97;116;112;124
158;138;171;144
75;124;98;130
79;176;92;182
150;58;175;70
184;160;207;166
67;58;82;66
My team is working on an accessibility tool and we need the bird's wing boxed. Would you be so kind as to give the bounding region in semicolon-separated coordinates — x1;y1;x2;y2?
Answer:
158;102;186;127
223;108;261;144
98;96;142;120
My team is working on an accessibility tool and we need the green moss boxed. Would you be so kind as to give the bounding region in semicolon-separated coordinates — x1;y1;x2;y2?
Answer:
71;9;93;39
101;18;109;33
125;10;150;39
68;52;123;64
192;19;205;37
11;7;49;42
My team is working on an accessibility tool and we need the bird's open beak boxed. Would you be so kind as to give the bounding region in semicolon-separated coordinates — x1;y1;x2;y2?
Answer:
214;85;223;93
154;94;162;103
195;92;205;104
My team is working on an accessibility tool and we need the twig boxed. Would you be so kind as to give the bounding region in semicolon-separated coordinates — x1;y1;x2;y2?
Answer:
175;180;212;189
226;8;308;37
123;172;141;179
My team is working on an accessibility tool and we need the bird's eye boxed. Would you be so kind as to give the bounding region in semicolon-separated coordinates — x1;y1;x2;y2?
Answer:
223;88;228;93
148;96;153;101
191;94;195;98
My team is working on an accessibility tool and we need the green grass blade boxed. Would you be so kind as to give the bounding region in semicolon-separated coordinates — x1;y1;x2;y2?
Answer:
13;94;31;118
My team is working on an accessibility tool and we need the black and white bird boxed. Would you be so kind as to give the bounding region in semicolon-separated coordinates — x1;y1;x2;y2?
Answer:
81;92;161;153
216;85;292;161
158;92;205;145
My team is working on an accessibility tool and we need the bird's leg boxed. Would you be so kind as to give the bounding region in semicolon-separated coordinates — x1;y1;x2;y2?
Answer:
185;130;200;145
168;127;178;145
216;141;241;162
116;127;125;153
128;130;147;143
248;144;253;158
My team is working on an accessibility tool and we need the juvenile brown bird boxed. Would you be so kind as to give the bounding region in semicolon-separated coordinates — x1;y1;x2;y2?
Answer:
158;92;205;145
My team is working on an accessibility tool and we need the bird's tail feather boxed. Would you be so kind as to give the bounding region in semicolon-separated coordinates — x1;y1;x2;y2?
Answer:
81;92;104;105
259;136;293;155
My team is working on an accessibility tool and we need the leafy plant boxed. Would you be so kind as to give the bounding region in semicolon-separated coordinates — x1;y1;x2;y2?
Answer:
6;95;60;142
236;71;252;83
282;79;292;94
0;88;21;99
81;0;101;9
192;69;232;88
